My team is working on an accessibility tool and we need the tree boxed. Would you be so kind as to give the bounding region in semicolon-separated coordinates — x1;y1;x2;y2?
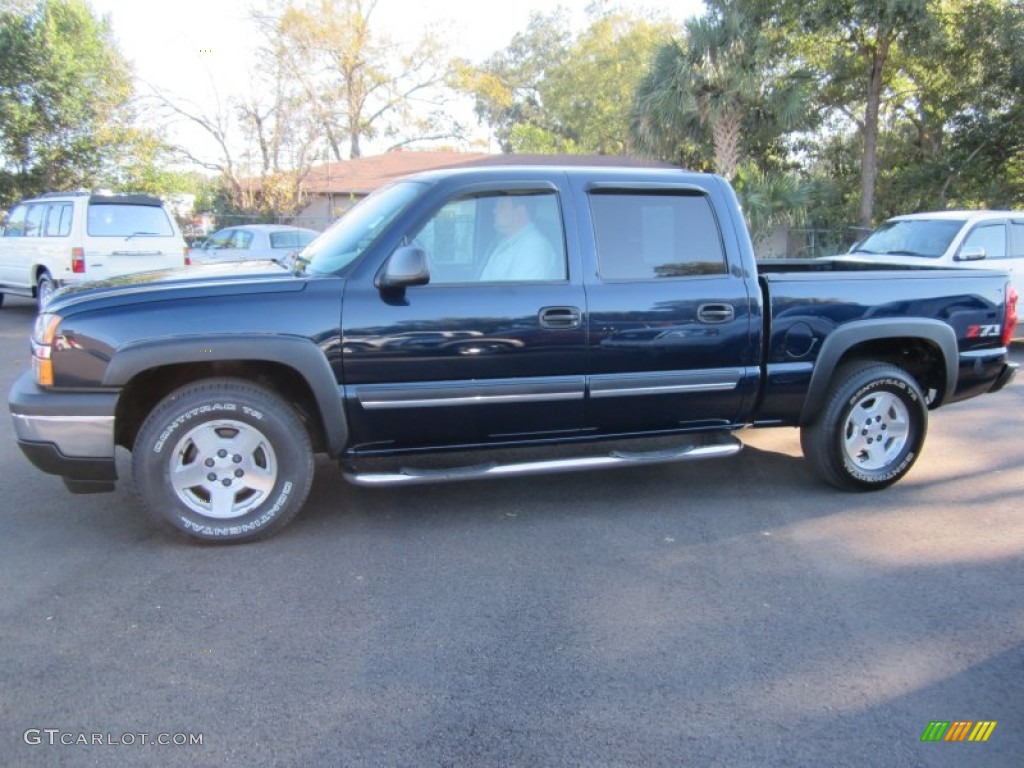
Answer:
0;0;133;206
795;0;1024;231
458;7;674;155
910;0;1024;209
630;1;814;242
632;1;810;178
456;9;573;154
273;0;459;159
793;0;932;227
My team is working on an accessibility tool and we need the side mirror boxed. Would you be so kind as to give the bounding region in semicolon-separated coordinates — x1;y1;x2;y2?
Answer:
376;245;430;290
956;245;987;262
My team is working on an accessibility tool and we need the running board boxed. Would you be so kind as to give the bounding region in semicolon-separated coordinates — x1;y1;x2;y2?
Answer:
343;434;743;488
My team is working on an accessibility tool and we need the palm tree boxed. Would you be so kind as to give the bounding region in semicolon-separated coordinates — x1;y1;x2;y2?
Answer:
633;3;807;179
632;1;812;243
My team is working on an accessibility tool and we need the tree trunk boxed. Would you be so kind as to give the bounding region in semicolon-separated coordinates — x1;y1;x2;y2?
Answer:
859;36;890;229
712;107;742;180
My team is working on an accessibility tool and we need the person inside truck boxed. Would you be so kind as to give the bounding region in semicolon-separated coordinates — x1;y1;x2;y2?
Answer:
479;195;562;281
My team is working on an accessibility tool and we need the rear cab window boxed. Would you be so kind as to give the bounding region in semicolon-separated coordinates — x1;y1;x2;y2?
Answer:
270;231;317;249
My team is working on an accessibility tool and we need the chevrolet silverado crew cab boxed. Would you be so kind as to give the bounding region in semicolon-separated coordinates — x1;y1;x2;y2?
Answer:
0;191;188;310
8;166;1019;543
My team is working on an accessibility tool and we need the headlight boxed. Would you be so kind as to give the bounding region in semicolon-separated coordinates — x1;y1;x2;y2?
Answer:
31;313;62;387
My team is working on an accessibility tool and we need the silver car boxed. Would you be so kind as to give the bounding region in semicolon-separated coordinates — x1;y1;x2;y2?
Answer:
191;224;319;265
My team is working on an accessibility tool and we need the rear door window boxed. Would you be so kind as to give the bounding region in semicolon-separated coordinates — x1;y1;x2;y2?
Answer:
230;230;254;249
589;190;727;280
87;204;174;237
44;203;73;237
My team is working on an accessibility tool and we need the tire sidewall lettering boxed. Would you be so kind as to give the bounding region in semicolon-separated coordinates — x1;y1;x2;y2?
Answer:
152;401;268;453
176;481;293;537
845;378;918;411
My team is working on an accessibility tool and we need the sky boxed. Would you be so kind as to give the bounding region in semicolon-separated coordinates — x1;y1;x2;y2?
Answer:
87;0;706;161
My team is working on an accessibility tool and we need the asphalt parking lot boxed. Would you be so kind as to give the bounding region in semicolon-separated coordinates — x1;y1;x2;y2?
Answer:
1;293;1022;767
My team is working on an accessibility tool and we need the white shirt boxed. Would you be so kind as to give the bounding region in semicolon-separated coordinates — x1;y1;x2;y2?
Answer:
479;223;560;281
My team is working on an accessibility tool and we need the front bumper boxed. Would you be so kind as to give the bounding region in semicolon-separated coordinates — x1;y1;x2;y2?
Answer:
8;372;118;492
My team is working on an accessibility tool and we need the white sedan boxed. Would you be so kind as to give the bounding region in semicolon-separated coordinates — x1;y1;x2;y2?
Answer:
191;224;320;265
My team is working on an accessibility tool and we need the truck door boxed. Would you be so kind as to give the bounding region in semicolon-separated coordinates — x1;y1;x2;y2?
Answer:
576;181;760;434
340;180;588;453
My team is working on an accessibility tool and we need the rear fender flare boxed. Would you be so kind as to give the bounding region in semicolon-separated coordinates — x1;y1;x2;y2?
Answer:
799;318;958;424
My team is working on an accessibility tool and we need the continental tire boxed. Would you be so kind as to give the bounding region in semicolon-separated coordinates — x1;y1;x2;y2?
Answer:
132;378;314;543
800;362;928;491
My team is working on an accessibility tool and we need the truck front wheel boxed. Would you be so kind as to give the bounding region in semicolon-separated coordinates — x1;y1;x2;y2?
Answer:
132;378;314;542
801;362;928;491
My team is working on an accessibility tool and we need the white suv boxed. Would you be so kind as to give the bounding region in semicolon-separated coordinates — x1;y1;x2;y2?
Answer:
0;192;188;310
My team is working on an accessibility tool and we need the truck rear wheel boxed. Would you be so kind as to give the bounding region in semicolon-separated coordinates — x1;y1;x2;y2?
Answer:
132;378;314;543
801;362;928;491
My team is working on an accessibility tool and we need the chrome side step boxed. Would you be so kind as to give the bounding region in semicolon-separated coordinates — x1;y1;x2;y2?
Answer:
343;434;743;488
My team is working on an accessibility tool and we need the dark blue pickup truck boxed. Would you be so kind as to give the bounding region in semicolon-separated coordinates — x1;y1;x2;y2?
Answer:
8;166;1019;542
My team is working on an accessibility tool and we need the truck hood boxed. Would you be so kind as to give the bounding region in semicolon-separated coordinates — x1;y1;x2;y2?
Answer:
47;260;306;313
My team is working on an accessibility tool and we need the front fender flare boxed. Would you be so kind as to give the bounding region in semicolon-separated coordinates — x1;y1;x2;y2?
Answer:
102;334;347;455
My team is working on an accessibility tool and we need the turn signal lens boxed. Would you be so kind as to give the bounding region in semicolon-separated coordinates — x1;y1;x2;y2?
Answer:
32;355;54;387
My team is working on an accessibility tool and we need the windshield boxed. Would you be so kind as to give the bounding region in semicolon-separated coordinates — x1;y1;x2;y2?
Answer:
302;182;425;275
852;218;965;258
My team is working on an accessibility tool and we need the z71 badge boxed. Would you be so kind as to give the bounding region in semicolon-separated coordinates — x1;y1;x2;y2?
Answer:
967;324;1001;338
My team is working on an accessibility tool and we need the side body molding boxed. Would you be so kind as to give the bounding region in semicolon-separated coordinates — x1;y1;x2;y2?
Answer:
799;318;958;424
102;335;348;455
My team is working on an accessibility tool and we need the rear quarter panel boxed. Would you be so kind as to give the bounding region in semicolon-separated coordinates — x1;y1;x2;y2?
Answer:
753;263;1012;424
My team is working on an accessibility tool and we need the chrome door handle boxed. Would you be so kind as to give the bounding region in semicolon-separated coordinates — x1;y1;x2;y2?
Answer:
539;306;582;329
697;304;734;323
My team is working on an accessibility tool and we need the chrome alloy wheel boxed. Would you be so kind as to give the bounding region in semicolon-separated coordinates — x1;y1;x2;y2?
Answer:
169;419;278;519
842;391;911;471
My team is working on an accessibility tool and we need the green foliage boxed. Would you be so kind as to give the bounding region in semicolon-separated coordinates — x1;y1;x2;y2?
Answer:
0;0;133;206
733;163;811;245
458;8;676;155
